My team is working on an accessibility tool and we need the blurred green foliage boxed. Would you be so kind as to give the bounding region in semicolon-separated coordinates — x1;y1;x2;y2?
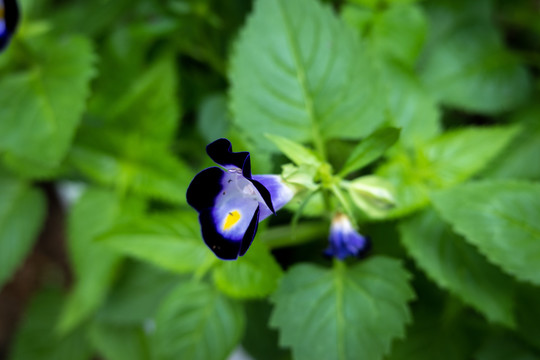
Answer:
1;0;540;359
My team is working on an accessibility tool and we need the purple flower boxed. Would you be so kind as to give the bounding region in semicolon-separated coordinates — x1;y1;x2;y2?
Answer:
0;0;19;51
324;213;370;260
187;138;294;260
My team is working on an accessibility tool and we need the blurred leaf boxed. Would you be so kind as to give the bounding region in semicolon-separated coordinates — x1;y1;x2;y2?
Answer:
59;188;144;334
197;93;230;142
377;126;519;218
399;209;515;326
69;128;192;204
343;3;427;65
213;242;283;299
230;0;384;151
339;127;400;177
432;180;540;285
243;300;290;360
270;257;414;360
420;2;531;114
151;280;245;360
10;288;92;360
100;212;216;275
97;261;180;324
89;321;150;360
475;333;539;360
266;134;322;166
0;36;95;168
0;175;46;289
516;285;540;351
484;105;540;180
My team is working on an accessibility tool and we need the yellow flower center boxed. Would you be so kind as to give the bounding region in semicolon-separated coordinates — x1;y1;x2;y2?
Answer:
223;210;241;231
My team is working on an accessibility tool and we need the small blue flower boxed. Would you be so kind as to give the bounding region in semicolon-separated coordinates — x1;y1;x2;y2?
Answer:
324;213;370;260
187;138;294;260
0;0;20;51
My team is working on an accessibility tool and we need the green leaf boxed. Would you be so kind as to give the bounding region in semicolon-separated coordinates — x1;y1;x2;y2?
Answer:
432;180;540;285
69;127;192;204
343;3;427;65
266;134;322;166
151;280;245;360
420;5;531;114
377;126;519;218
270;257;414;360
339;127;400;177
0;35;95;167
97;261;179;325
197;93;230;143
213;242;283;299
89;322;150;360
230;0;384;151
58;188;143;334
475;333;539;360
100;212;217;274
399;209;515;326
0;175;46;289
10;288;93;360
483;105;540;180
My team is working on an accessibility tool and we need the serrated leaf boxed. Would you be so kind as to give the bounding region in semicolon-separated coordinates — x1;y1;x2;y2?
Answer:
230;0;384;151
10;288;92;360
432;180;540;285
59;188;142;334
89;322;150;360
151;280;245;360
377;126;518;218
100;212;217;274
0;36;95;167
266;134;321;166
399;209;515;326
339;127;399;177
69;127;192;204
213;242;283;299
0;175;46;289
420;4;531;114
270;257;414;360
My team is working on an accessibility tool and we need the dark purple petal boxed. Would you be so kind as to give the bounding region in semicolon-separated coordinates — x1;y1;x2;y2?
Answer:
186;167;224;212
206;138;252;178
251;179;275;215
252;175;295;220
0;0;19;51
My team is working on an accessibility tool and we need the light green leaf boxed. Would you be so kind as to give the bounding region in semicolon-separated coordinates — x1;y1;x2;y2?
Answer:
69;127;192;204
89;322;150;360
197;93;229;143
432;180;540;285
377;126;518;218
339;127;400;177
58;188;142;334
399;209;515;326
97;261;179;324
421;5;531;114
345;176;396;219
0;36;95;167
100;212;217;275
0;175;46;289
270;257;414;360
213;242;283;299
10;288;92;360
230;0;384;151
266;134;322;166
151;280;245;360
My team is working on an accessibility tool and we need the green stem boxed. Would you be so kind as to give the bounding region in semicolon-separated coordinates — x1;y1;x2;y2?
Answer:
260;222;328;249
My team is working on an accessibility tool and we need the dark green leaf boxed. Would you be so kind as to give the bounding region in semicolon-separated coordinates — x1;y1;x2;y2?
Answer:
270;257;414;360
432;180;540;285
89;322;150;360
151;280;245;360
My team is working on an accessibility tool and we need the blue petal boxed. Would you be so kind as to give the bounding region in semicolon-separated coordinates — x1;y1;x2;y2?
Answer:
0;0;19;51
252;175;294;220
206;138;252;178
325;215;370;260
186;167;224;212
